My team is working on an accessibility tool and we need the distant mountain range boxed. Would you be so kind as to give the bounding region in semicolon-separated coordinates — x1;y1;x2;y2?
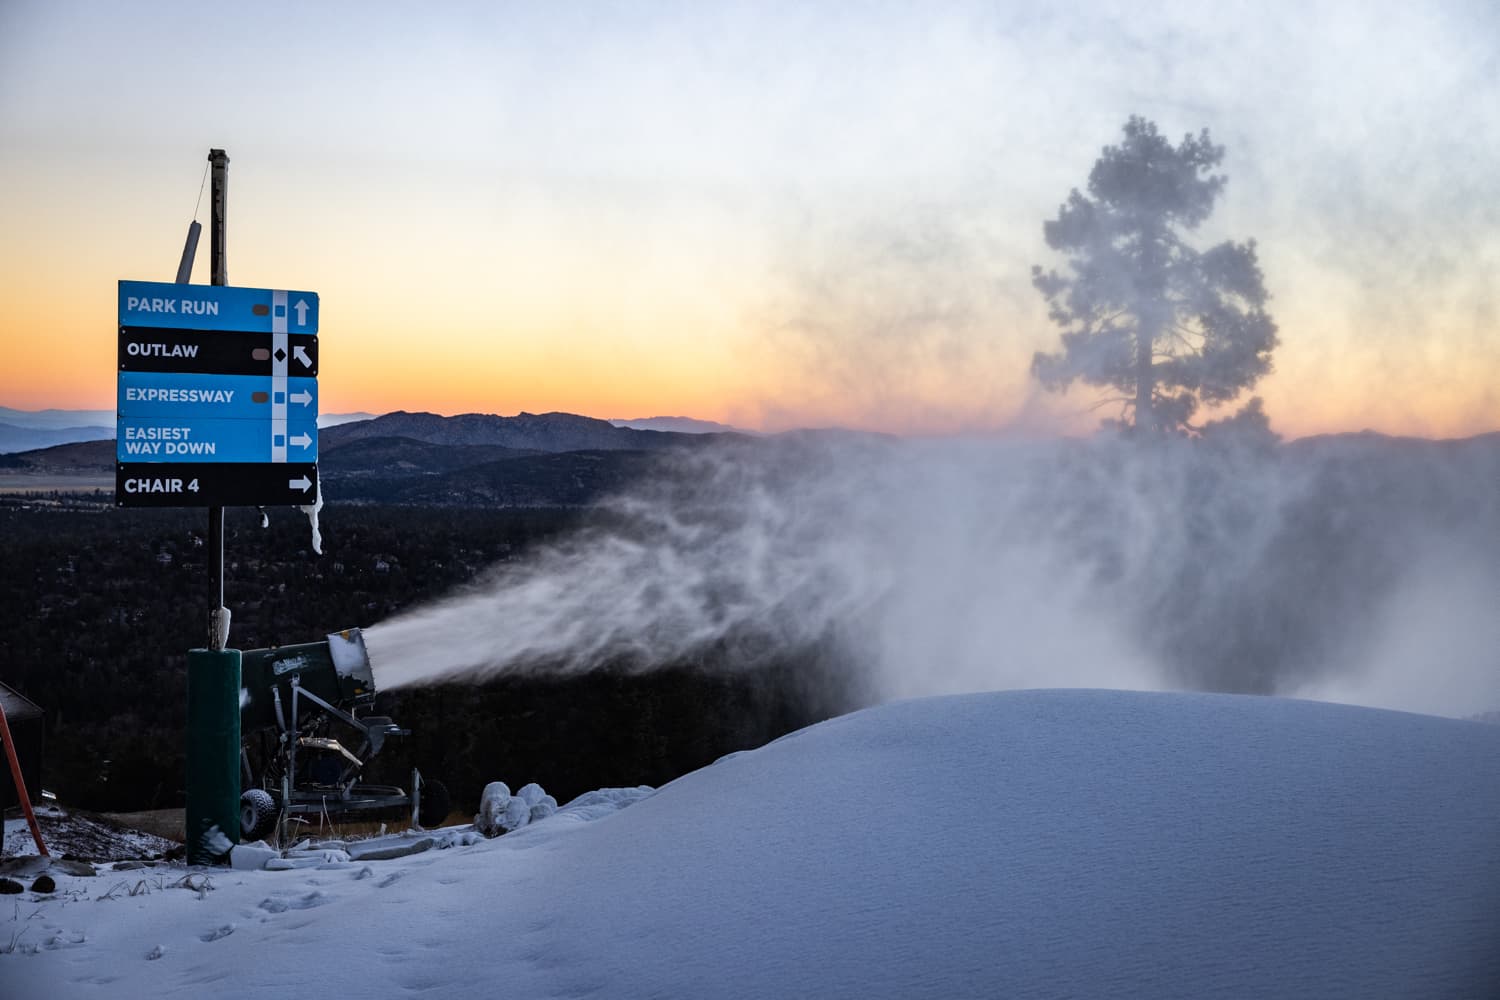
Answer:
0;438;113;472
0;422;115;453
609;415;748;435
313;411;736;504
0;405;871;454
321;410;725;453
4;408;1498;510
0;406;115;430
0;410;738;506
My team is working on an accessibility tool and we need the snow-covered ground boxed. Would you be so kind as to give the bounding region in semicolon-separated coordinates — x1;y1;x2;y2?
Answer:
5;689;1498;998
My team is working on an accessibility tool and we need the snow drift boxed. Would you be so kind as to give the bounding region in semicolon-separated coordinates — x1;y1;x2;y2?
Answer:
7;689;1498;998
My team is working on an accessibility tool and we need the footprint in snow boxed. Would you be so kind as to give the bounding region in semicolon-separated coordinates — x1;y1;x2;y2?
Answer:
200;924;235;942
258;891;327;913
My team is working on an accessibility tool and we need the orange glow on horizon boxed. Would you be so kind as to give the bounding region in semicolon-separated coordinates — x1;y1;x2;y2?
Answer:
1;169;1494;442
4;4;1498;445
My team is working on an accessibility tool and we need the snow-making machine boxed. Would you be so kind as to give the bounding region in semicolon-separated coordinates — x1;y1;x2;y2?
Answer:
237;628;448;841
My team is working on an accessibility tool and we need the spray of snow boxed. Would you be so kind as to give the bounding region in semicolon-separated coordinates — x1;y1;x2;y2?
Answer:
362;431;1498;716
365;434;1139;696
1295;543;1500;718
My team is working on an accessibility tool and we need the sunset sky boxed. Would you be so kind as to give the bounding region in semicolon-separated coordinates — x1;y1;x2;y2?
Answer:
2;1;1496;438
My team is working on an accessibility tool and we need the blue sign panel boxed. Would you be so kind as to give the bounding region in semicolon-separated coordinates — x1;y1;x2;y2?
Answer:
118;417;318;463
119;280;319;334
118;372;318;420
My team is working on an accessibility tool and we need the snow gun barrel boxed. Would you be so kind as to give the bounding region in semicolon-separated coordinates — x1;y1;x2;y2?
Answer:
239;628;376;733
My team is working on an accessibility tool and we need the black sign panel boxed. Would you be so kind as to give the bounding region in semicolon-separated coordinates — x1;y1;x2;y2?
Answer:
118;326;319;376
117;463;318;508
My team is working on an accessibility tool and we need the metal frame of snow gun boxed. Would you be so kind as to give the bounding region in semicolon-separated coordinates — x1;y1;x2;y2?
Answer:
237;628;448;841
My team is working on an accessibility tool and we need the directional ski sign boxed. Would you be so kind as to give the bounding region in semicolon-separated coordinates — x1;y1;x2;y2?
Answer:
116;463;319;507
116;279;321;508
118;416;318;462
119;280;319;334
118;372;318;421
119;327;318;376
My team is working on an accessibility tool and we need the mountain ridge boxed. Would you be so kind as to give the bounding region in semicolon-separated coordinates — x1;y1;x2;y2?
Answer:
5;419;1498;510
321;410;737;453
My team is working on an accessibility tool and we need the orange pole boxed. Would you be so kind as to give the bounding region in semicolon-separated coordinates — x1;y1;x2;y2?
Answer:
0;702;47;857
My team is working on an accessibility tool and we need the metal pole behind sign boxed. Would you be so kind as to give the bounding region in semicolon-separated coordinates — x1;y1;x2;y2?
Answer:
208;148;230;650
186;148;242;865
175;220;201;285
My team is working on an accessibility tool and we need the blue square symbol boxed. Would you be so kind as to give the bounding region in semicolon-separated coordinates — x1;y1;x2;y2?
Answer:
275;304;286;317
274;434;286;447
274;391;285;404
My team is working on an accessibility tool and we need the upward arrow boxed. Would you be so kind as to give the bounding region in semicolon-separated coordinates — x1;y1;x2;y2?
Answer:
294;300;310;326
293;345;313;369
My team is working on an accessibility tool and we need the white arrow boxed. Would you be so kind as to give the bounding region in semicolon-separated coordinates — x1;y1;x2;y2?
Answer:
293;345;313;368
290;389;313;407
294;299;310;326
290;432;313;449
289;476;312;492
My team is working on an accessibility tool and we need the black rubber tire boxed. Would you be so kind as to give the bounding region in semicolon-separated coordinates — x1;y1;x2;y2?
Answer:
417;778;450;829
240;788;278;842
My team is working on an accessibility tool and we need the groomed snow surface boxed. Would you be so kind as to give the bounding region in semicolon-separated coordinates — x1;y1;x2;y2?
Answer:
6;689;1499;998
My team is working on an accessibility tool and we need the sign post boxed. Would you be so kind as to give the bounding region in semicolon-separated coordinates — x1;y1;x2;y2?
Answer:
118;149;321;862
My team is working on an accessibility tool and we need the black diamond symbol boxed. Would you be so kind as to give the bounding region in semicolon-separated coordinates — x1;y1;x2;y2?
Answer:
274;348;287;362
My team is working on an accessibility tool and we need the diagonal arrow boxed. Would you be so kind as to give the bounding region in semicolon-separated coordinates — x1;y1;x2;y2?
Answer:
290;389;313;407
290;432;313;449
293;345;313;368
289;475;312;492
294;299;310;326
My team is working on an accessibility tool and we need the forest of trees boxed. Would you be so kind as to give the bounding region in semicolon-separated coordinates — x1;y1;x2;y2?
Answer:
0;501;855;815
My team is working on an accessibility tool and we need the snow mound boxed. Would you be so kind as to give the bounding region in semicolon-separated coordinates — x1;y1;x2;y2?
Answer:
473;780;576;836
548;785;655;824
6;690;1499;998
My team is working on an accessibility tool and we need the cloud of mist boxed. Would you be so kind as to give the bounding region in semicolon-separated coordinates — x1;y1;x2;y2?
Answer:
364;431;1500;719
1296;545;1500;719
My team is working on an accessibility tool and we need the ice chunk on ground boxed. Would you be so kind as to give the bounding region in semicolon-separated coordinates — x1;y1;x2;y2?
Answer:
229;842;278;871
346;836;434;862
264;857;326;871
475;781;513;838
284;849;351;863
501;796;531;832
476;781;550;836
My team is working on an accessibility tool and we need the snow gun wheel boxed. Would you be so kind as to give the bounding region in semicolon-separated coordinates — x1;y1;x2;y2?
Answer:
417;778;451;829
239;789;278;842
